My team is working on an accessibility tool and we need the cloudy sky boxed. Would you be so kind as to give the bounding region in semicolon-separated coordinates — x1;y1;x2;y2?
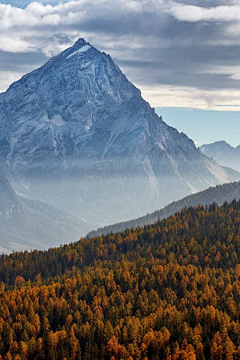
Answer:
1;0;240;145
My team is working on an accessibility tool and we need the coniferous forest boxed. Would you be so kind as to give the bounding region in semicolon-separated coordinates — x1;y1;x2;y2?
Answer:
1;201;240;359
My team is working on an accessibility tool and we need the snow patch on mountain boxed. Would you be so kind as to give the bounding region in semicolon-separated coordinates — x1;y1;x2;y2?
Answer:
85;118;93;131
141;157;160;204
185;181;198;194
67;45;91;59
206;161;229;184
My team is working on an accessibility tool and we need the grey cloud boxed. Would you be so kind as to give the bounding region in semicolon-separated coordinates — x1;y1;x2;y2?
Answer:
1;0;240;109
0;51;47;71
118;56;240;91
174;0;238;6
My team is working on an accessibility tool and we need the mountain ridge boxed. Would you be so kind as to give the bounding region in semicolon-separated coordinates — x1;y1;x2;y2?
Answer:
86;180;240;238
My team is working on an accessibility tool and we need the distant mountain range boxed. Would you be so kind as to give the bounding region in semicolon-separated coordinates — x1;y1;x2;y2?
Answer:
200;141;240;172
0;176;91;253
86;180;240;238
0;39;239;229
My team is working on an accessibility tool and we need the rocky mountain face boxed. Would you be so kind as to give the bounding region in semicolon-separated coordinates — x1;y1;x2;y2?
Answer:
0;176;91;253
200;141;240;172
0;39;239;226
87;180;240;238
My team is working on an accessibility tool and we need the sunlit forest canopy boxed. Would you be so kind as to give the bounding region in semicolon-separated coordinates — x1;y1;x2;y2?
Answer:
0;200;240;359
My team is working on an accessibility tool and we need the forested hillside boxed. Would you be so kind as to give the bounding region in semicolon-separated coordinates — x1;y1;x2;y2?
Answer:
0;201;240;359
87;181;240;238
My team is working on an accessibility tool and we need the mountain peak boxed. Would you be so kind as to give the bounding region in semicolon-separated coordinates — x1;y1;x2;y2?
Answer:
213;140;233;148
200;141;240;172
0;41;239;226
67;38;93;56
73;38;90;47
200;141;234;150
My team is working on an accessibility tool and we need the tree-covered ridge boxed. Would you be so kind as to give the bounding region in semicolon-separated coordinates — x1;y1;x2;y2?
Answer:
1;201;240;358
86;181;240;238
